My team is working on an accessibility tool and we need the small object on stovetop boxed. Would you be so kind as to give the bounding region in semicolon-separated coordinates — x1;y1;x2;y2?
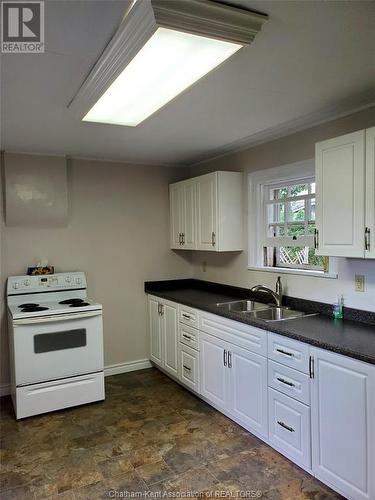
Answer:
69;302;90;307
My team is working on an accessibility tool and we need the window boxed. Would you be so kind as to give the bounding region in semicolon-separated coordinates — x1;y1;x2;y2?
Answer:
248;159;336;278
263;178;324;271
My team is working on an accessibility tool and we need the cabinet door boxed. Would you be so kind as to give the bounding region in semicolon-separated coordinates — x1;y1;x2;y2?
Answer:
182;179;196;249
199;331;228;410
196;172;218;251
315;130;365;257
311;347;375;500
149;296;163;367
169;183;183;249
365;126;375;258
229;345;268;439
162;300;179;378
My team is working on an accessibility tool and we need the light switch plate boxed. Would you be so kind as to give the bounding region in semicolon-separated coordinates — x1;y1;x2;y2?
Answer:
355;274;365;292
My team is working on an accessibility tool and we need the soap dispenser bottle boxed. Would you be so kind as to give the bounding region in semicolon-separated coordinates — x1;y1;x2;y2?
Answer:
333;294;344;320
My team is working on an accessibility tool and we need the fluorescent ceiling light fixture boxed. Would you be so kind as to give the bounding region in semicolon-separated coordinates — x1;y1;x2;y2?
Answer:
83;28;241;127
70;0;267;127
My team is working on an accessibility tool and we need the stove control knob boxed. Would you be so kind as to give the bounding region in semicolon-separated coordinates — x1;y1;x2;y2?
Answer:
65;276;71;283
76;277;82;285
24;279;31;286
13;282;19;289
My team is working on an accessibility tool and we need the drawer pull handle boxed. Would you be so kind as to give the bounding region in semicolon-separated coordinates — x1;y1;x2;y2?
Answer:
277;421;295;433
276;348;294;357
182;334;192;341
182;314;191;319
183;365;191;372
277;377;295;387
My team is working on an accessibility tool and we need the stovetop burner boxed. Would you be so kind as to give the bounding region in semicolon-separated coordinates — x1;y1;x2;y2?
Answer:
69;302;90;307
19;303;39;308
21;306;49;312
59;298;85;305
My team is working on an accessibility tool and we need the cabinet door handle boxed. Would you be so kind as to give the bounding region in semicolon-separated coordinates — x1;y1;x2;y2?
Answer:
276;377;295;387
160;304;164;316
183;365;191;372
228;351;232;368
182;233;185;245
365;227;370;251
182;334;192;341
276;348;294;357
182;313;191;320
277;421;295;433
157;303;161;315
178;233;182;245
314;228;319;249
211;232;216;246
309;355;314;379
223;349;227;367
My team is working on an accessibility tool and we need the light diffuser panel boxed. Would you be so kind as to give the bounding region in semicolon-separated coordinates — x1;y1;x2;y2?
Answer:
83;27;241;126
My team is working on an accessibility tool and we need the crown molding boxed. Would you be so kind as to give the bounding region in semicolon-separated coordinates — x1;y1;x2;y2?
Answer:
68;0;267;120
152;0;267;45
190;95;375;167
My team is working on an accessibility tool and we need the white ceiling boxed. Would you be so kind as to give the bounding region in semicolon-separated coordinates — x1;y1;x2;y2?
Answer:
2;0;375;166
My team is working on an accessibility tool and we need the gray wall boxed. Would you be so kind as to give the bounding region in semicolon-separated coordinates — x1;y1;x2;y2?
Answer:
0;155;192;387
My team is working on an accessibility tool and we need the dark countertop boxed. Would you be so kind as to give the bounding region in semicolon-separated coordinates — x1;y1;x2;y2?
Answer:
145;279;375;365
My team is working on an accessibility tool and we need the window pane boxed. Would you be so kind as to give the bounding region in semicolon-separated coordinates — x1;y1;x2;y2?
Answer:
268;225;285;237
268;203;285;223
307;223;316;235
287;200;305;222
287;224;305;237
308;198;316;221
289;184;308;197
265;245;324;270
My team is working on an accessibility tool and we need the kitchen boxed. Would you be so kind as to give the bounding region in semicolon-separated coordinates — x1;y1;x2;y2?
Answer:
0;1;375;499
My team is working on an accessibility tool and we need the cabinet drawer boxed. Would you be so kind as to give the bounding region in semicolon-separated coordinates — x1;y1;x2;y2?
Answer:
199;311;267;357
179;343;200;393
179;323;199;351
268;360;310;405
268;388;311;469
268;333;310;374
179;305;199;328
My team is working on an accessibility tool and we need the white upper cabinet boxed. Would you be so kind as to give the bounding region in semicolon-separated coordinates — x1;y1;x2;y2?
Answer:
196;172;218;250
365;126;375;258
315;127;375;258
169;171;243;252
315;130;365;257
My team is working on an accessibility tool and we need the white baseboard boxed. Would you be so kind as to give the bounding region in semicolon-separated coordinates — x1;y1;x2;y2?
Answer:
0;360;152;397
0;384;11;397
104;359;151;377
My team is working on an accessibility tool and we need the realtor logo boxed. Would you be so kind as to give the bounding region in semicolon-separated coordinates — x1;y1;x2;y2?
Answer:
1;1;44;53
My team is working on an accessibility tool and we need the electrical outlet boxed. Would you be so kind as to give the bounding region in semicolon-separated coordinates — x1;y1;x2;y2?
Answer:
355;274;365;292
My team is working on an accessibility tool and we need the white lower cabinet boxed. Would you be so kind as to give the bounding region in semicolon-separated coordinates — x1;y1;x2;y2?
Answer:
229;344;268;438
148;296;178;377
148;296;375;500
311;347;375;500
200;331;228;409
200;330;268;439
269;388;311;469
179;343;200;393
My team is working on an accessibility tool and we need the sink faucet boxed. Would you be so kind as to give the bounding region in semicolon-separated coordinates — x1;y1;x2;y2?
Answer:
251;277;283;307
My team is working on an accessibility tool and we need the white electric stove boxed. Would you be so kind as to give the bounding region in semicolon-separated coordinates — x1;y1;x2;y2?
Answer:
7;272;104;419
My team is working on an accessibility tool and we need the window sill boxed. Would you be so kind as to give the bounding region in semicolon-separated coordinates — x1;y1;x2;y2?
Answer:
247;266;338;279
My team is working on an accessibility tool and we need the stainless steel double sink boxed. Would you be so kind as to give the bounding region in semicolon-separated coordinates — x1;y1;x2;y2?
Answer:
215;299;310;322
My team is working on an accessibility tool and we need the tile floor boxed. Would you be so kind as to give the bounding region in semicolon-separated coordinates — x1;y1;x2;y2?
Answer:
0;368;343;499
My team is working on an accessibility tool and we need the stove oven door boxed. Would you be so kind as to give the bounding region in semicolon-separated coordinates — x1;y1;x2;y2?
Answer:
12;311;104;385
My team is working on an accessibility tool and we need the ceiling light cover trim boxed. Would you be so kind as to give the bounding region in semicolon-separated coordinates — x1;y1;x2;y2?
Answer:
152;0;268;45
68;0;267;121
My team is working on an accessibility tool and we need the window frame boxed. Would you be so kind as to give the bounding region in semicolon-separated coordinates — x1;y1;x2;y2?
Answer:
248;159;338;279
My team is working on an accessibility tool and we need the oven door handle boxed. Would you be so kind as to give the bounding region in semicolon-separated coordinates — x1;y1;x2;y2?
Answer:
13;310;102;325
